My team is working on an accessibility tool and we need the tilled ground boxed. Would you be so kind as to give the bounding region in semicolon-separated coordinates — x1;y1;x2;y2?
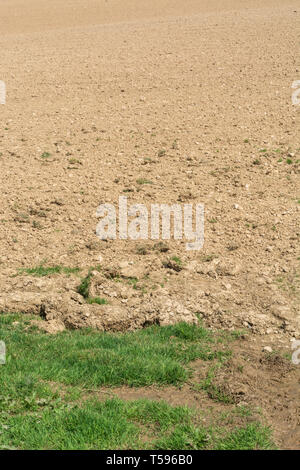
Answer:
0;0;299;337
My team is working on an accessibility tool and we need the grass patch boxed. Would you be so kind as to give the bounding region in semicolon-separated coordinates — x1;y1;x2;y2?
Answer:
76;266;105;304
18;265;80;277
216;423;274;450
0;315;275;450
171;256;182;266
86;297;108;305
163;257;183;272
77;269;94;298
40;152;51;159
0;315;229;389
0;394;274;450
136;178;153;185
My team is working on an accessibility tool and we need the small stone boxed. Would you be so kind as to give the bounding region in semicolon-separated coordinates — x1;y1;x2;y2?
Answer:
118;261;130;269
256;277;265;285
263;346;273;353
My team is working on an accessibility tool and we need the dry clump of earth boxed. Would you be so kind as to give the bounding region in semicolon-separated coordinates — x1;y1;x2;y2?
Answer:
0;0;299;340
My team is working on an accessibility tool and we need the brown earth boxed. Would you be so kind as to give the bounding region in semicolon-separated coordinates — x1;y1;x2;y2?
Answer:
0;0;299;335
0;0;299;450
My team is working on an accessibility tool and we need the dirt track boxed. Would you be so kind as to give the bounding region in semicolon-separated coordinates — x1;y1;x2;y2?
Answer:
0;1;299;336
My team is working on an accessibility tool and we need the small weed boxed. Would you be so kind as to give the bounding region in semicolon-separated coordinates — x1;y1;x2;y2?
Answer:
136;178;153;185
153;242;169;253
77;267;105;304
136;245;148;255
68;158;82;165
41;152;51;159
163;257;183;272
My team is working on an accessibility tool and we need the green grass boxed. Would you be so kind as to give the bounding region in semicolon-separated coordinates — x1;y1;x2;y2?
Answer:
76;266;106;304
163;257;183;272
77;269;94;298
0;315;228;388
136;178;153;185
86;297;108;305
0;314;275;450
18;265;80;277
216;423;274;450
0;394;274;450
171;256;182;266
